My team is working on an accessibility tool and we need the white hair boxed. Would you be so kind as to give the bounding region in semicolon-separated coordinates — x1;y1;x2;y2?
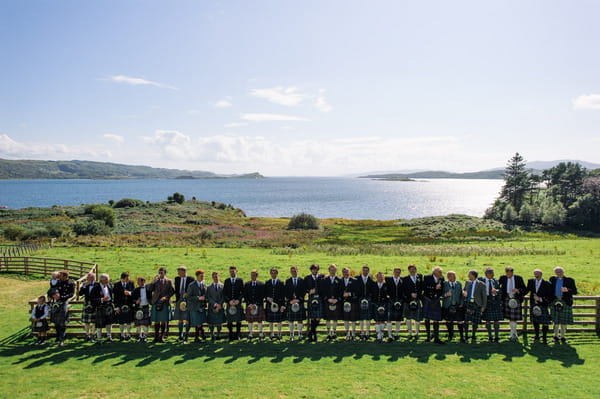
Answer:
100;273;110;281
553;267;564;273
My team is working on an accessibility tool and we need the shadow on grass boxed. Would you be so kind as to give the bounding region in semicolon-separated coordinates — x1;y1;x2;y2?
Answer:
0;331;591;369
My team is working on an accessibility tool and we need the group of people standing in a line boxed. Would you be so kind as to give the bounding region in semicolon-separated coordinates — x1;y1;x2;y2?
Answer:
30;264;578;346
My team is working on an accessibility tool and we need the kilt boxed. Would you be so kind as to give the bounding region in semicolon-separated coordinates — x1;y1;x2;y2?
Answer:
134;306;151;326
151;304;171;323
530;304;551;325
403;301;423;321
189;310;207;327
482;296;503;322
502;298;523;321
307;296;324;319
265;303;286;323
442;305;465;322
550;300;574;325
464;301;482;324
32;319;49;333
422;297;443;321
50;303;68;325
288;303;307;322
245;305;266;322
324;302;342;321
358;298;372;320
225;304;245;322
372;302;389;323
173;300;190;321
95;303;114;328
388;300;404;321
81;302;96;324
341;301;359;322
115;306;134;324
207;307;225;325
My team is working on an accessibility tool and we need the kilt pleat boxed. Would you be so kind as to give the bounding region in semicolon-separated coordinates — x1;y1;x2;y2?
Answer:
288;303;307;321
422;297;443;321
189;310;207;326
173;300;190;321
323;302;342;321
358;298;372;320
550;300;574;324
530;304;551;324
307;296;323;319
134;306;151;326
403;301;423;321
151;305;171;323
245;305;266;322
502;298;523;321
482;296;503;321
81;303;96;324
225;304;245;322
464;302;482;324
442;305;465;322
207;308;226;325
372;302;388;322
266;304;286;323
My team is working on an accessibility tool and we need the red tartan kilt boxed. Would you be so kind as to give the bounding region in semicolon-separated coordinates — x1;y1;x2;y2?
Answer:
245;305;265;322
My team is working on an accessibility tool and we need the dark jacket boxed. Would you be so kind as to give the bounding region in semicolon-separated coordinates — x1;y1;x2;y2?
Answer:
385;276;403;302
285;277;307;303
56;279;75;302
370;281;389;304
319;276;343;302
526;278;553;306
131;286;150;308
113;280;135;308
174;276;195;302
243;280;266;306
264;278;286;305
355;274;376;299
78;282;101;305
340;277;359;303
402;274;424;301
499;275;527;301
304;273;324;296
549;276;578;306
223;276;244;303
423;274;444;300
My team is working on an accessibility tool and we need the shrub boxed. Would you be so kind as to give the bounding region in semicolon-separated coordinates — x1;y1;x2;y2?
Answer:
168;192;185;204
199;229;214;242
287;213;320;230
45;223;65;238
73;220;111;236
3;224;26;240
91;205;115;227
114;198;145;208
502;204;518;224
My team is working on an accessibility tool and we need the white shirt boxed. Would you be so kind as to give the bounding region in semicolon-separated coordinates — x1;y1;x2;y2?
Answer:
362;275;368;283
393;277;400;285
486;278;492;292
31;304;49;319
469;280;477;298
180;278;187;294
344;278;349;287
139;286;149;306
507;276;514;293
101;284;109;299
330;276;336;284
411;275;417;284
377;282;383;289
535;278;542;293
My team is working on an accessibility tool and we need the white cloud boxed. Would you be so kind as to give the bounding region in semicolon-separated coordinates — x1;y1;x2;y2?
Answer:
315;89;332;112
250;86;306;106
0;134;111;160
240;113;309;122
107;75;178;90
573;94;600;110
215;99;233;108
102;134;124;144
224;122;248;128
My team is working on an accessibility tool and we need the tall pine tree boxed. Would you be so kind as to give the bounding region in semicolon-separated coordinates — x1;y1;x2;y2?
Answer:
500;152;530;212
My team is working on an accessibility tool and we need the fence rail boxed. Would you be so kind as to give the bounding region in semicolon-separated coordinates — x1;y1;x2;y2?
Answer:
0;242;49;257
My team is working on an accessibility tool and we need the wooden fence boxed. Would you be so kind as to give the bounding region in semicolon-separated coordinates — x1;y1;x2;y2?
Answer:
0;242;48;257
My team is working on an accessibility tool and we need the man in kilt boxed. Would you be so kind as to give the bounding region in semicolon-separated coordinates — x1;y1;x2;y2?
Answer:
78;272;100;342
244;269;266;340
186;270;208;342
174;266;195;343
94;273;115;345
526;269;553;344
286;266;307;341
423;266;445;344
48;288;68;346
305;264;324;342
131;276;151;342
550;267;578;344
480;267;502;343
356;265;376;340
206;272;225;340
402;264;424;341
442;271;465;342
265;267;286;340
386;267;404;342
463;270;486;343
223;265;245;342
340;267;358;341
370;272;389;343
320;264;343;341
499;267;526;342
56;270;75;304
113;271;135;341
147;267;175;343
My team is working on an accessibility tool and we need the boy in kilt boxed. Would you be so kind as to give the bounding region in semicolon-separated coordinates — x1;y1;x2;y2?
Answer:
305;264;324;342
113;271;135;341
356;265;376;340
244;270;266;340
402;264;424;341
174;266;195;343
550;267;578;344
131;277;151;342
386;267;404;342
442;271;465;342
147;267;175;343
94;273;115;345
320;264;343;341
499;267;527;342
31;295;49;345
48;288;68;346
186;270;208;342
78;272;100;342
526;269;553;344
370;272;389;343
286;266;307;341
423;266;445;344
206;272;226;340
463;270;487;343
265;267;286;340
340;267;359;341
479;267;502;343
224;265;245;342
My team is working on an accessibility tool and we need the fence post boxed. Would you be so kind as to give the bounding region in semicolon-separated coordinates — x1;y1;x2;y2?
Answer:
596;297;600;337
24;257;29;276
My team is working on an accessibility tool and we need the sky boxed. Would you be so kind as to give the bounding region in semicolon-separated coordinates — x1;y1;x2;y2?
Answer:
1;0;599;176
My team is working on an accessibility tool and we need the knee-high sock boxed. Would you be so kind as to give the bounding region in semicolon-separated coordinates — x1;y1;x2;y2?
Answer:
277;323;282;335
332;320;337;333
126;323;132;336
178;321;184;337
446;322;454;338
542;324;549;340
458;323;464;340
236;322;241;337
84;323;90;335
395;322;401;335
290;322;295;336
494;323;500;339
344;321;350;334
137;326;142;336
248;322;254;335
120;324;125;336
258;322;263;334
414;321;420;336
326;320;331;334
298;323;303;335
560;324;567;338
269;323;274;335
154;323;161;338
186;323;191;335
472;324;477;338
97;327;103;341
509;321;517;337
106;325;112;338
433;322;440;339
554;324;560;337
387;322;393;337
406;319;413;336
425;319;431;338
366;321;371;335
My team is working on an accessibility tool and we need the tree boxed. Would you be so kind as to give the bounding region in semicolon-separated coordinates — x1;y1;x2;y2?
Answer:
91;205;115;227
500;153;530;212
518;202;537;224
540;200;566;226
169;192;185;204
287;213;320;230
3;224;26;241
502;204;518;224
543;162;587;209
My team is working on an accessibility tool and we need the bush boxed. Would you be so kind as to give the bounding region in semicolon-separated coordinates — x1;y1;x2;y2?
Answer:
45;223;65;238
91;205;115;227
22;229;48;240
73;220;111;236
114;198;145;208
168;192;185;204
501;204;518;224
287;213;321;230
199;229;214;242
3;224;26;240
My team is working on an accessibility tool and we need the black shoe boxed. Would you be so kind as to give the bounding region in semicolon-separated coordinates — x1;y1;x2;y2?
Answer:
553;336;559;343
460;338;467;343
561;338;569;344
434;339;444;344
494;338;500;343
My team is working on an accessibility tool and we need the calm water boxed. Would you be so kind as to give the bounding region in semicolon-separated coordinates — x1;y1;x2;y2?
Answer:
0;178;503;220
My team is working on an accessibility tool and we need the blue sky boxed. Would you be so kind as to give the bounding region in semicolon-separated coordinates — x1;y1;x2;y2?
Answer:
1;0;599;176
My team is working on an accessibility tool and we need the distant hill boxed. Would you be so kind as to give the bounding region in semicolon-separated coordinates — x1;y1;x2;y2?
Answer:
0;159;264;180
526;160;600;170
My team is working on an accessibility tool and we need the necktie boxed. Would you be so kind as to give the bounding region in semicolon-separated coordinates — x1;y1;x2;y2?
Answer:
252;281;256;287
293;278;297;287
488;280;492;295
181;279;186;294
